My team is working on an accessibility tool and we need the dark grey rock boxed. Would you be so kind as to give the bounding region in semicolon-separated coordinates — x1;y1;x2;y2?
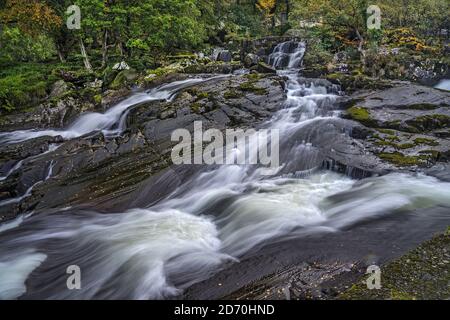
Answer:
216;50;232;63
244;53;260;68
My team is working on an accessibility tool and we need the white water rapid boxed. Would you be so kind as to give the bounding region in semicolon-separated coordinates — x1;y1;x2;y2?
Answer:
0;77;225;145
0;43;449;299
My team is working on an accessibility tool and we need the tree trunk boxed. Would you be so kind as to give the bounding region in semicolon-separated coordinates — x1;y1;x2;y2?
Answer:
56;45;66;63
355;28;366;65
79;37;92;71
101;29;108;68
285;0;290;19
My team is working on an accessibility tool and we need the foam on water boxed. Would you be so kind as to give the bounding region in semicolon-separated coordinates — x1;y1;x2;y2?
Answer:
434;79;450;91
0;77;223;145
0;251;47;300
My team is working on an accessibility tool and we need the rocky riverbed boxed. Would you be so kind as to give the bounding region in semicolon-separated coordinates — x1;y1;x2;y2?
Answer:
0;39;449;300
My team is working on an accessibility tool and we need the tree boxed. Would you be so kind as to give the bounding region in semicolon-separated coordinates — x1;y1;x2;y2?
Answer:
0;0;62;35
291;0;370;60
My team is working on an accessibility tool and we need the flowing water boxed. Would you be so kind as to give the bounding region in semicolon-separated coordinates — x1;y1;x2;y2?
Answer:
0;42;449;299
0;77;225;145
435;79;450;91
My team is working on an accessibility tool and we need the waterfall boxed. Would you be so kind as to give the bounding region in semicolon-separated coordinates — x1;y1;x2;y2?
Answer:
0;76;227;145
268;41;306;69
0;42;449;299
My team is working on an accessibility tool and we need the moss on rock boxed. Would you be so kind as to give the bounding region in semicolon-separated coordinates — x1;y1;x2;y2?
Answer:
238;81;268;95
339;229;450;300
406;114;450;132
378;152;422;166
223;89;244;99
347;106;378;127
413;137;439;146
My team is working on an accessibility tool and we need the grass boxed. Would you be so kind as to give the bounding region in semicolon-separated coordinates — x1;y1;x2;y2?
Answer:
0;63;55;112
0;62;91;113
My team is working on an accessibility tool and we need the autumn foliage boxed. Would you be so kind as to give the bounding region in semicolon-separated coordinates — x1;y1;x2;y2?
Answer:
1;0;62;36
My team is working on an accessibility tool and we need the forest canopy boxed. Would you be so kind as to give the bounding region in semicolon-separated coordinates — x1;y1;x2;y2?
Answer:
0;0;446;113
0;0;447;69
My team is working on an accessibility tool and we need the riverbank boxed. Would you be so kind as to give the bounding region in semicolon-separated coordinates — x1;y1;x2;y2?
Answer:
340;227;450;300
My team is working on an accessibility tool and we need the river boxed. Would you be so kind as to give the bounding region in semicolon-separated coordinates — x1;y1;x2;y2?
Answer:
0;41;449;300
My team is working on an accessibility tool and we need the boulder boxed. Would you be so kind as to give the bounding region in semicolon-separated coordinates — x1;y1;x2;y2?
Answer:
244;53;260;68
255;62;277;74
85;79;103;90
215;50;232;63
50;80;70;98
110;69;138;89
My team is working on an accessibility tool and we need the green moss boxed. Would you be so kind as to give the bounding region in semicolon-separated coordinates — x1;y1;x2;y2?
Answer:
377;128;396;135
223;89;244;99
110;69;138;89
378;152;422;166
348;106;369;120
347;106;378;127
187;88;209;101
406;114;450;132
197;92;209;100
238;81;268;95
147;66;179;77
386;135;400;142
244;73;263;81
94;94;102;105
167;53;196;60
370;133;382;140
418;150;440;160
396;143;415;149
374;139;415;150
191;102;202;113
375;140;393;147
326;73;392;93
390;289;416;300
340;230;450;300
374;134;440;150
413;137;439;146
386;120;402;130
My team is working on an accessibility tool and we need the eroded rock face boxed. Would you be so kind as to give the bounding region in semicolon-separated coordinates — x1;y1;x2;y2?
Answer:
1;72;449;224
0;73;287;222
0;79;131;132
343;83;450;172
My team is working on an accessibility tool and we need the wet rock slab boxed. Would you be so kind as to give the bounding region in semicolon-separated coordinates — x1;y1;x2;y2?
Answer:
0;73;287;222
343;83;450;173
